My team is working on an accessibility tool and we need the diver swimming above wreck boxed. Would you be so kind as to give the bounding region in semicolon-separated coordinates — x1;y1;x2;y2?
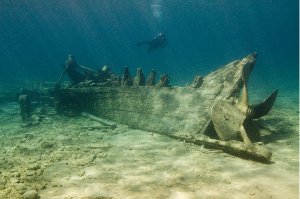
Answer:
136;32;168;53
55;53;278;163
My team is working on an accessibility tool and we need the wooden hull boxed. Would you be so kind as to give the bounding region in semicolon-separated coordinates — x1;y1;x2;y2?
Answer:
57;54;272;162
60;58;250;133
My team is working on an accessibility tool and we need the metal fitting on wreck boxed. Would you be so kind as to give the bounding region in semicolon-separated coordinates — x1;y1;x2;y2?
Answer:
146;69;156;86
133;68;145;86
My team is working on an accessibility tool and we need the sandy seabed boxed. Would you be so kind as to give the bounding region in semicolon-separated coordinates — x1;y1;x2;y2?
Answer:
0;89;298;199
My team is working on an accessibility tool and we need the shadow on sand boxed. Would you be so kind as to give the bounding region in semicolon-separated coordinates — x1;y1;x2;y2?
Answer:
259;116;298;144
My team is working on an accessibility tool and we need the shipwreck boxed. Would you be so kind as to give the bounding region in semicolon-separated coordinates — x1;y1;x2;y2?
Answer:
55;53;278;163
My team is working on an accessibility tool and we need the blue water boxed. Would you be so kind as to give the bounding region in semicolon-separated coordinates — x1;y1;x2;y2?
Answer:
0;0;298;90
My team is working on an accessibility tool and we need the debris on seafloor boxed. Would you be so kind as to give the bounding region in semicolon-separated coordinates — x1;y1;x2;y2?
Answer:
16;86;55;126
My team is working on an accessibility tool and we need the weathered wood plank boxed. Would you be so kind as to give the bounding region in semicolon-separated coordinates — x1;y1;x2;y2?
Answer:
57;53;272;162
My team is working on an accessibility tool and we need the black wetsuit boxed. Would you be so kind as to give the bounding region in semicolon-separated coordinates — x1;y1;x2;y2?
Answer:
137;33;168;53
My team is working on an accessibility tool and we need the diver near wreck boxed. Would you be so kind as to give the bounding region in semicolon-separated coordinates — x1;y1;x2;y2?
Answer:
136;32;167;53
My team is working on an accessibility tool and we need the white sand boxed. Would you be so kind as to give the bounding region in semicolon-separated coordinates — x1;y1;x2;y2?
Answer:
0;93;298;199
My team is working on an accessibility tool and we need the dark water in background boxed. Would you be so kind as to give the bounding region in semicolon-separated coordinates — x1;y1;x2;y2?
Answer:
0;0;298;91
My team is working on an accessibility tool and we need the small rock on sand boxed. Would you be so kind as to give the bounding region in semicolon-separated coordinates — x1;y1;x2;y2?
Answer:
22;190;38;199
15;183;27;194
0;192;7;198
0;175;6;190
41;141;55;149
28;163;40;170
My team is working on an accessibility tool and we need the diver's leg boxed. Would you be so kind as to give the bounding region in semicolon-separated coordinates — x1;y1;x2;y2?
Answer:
148;46;154;53
136;41;146;47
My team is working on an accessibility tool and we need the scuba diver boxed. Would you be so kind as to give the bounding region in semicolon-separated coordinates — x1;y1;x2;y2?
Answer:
136;32;167;53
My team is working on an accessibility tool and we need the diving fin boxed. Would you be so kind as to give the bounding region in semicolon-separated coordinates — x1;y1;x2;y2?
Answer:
136;41;150;47
250;89;278;119
136;42;144;47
